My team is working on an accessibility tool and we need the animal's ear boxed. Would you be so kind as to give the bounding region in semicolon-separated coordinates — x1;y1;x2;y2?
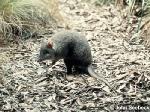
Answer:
47;41;53;48
47;38;53;48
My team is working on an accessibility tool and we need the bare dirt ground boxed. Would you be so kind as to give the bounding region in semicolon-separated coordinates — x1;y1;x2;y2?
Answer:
1;0;150;111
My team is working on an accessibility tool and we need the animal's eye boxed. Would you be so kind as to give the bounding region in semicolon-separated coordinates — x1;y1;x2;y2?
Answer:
43;50;49;54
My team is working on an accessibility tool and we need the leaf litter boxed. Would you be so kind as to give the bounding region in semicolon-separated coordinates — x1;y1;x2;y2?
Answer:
0;0;150;111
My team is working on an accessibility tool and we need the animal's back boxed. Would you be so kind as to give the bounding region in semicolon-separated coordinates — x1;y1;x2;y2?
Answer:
52;31;92;66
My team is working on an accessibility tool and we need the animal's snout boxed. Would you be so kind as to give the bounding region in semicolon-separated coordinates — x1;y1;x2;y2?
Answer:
37;55;43;62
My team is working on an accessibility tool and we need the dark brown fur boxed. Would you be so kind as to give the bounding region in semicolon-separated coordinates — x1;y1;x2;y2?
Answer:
38;31;111;88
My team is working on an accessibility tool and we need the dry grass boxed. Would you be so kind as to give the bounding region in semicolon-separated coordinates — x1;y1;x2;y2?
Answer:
140;19;150;47
0;0;65;40
114;0;150;47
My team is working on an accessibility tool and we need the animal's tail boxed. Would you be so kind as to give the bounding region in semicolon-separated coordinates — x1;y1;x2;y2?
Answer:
87;65;111;89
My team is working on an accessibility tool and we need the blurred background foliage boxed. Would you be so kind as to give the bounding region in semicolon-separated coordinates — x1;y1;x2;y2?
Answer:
90;0;150;46
0;0;150;46
0;0;65;42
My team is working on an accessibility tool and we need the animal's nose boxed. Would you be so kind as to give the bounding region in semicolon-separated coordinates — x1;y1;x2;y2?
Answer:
37;56;42;62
